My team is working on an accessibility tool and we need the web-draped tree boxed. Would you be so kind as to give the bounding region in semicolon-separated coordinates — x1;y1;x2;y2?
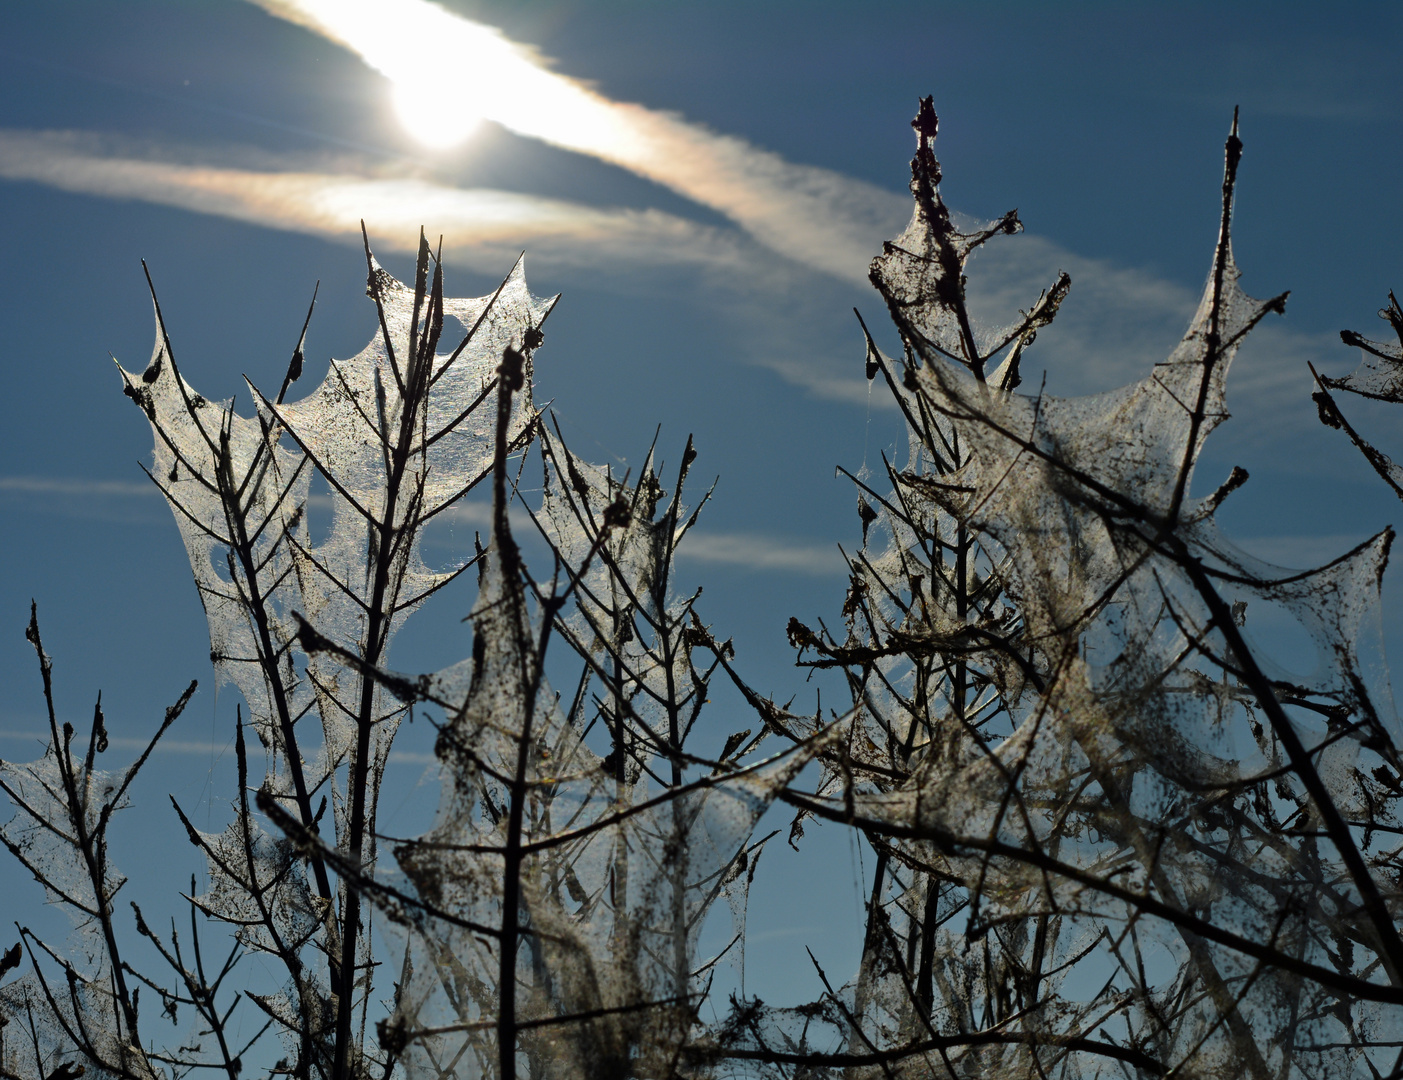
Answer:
707;101;1403;1080
6;101;1403;1080
0;224;812;1080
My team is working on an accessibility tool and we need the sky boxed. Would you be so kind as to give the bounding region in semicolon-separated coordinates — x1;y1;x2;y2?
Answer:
3;0;1403;1017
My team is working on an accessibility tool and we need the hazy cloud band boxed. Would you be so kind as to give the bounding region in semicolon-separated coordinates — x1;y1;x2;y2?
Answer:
246;0;910;283
0;129;751;276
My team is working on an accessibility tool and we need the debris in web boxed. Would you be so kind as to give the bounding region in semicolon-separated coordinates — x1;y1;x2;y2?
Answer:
714;100;1403;1079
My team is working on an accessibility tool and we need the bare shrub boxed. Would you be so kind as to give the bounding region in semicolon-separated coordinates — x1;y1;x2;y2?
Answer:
7;101;1403;1080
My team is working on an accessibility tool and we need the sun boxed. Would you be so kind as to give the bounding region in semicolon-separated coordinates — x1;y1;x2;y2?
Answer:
390;78;484;150
254;0;638;156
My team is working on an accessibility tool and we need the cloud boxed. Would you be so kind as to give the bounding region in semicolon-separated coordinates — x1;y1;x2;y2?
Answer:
245;0;910;284
674;530;844;576
4;483;845;576
435;499;846;575
0;727;435;765
0;131;883;407
958;233;1349;461
965;235;1198;397
1231;534;1383;570
0;129;753;277
0;474;168;523
0;0;1352;442
0;728;236;757
0;124;1344;451
0;475;155;497
0;127;1341;440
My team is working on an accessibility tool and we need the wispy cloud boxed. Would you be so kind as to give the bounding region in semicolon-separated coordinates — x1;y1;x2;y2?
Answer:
0;474;167;523
0;125;1344;450
0;475;155;497
962;235;1347;460
246;0;910;284
674;531;844;576
0;730;231;756
0;3;1352;439
434;500;846;575
0;727;436;765
3;483;846;576
1232;534;1383;570
0;129;752;277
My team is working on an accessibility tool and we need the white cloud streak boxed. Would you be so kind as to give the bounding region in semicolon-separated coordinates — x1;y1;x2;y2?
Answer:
0;728;436;764
435;501;845;575
0;730;233;756
1233;534;1383;570
959;236;1346;460
3;483;845;575
0;475;155;497
674;531;844;576
246;0;910;284
0;125;1341;449
0;129;751;276
0;474;172;523
0;3;1348;440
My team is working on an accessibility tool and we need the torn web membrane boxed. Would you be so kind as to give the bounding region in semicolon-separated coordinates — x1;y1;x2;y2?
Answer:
0;746;150;1080
370;418;821;1080
1327;293;1403;403
113;229;817;1079
735;102;1403;1080
115;235;552;1077
0;612;196;1080
1314;292;1403;501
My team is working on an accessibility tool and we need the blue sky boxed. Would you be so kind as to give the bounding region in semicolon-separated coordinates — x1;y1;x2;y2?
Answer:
3;0;1403;1005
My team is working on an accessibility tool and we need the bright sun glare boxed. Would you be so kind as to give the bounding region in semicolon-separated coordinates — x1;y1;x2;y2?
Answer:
391;80;483;150
268;0;636;157
274;0;539;150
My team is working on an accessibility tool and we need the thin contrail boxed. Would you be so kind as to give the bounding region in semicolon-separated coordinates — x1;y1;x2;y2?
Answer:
0;129;751;276
0;728;437;764
245;0;910;283
0;127;1321;437
0;476;155;497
